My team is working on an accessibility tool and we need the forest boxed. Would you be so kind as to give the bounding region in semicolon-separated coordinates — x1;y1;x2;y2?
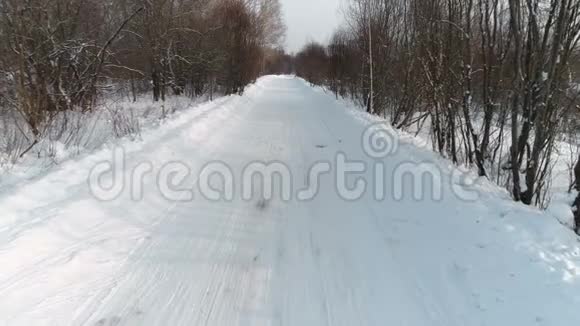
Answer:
0;0;290;160
295;0;580;232
2;2;580;322
2;0;580;231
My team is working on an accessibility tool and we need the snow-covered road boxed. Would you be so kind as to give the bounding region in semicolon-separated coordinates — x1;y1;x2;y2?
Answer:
1;76;580;326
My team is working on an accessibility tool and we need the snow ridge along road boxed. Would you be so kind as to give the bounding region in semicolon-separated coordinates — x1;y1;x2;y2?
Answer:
1;76;579;326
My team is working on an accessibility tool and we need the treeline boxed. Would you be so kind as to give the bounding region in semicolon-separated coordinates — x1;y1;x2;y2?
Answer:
296;0;580;223
0;0;287;139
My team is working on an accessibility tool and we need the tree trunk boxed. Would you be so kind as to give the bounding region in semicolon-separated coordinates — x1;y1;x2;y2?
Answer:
573;155;580;234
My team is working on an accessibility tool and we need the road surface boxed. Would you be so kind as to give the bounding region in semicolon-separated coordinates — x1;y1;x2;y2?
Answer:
1;76;579;326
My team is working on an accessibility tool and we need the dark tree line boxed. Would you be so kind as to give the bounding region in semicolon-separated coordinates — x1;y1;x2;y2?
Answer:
0;0;287;147
295;0;580;231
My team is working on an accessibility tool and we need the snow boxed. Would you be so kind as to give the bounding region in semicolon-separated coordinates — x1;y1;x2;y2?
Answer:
1;75;580;325
0;94;207;186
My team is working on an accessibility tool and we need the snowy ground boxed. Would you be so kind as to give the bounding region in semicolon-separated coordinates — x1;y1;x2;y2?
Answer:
0;93;206;185
0;76;579;326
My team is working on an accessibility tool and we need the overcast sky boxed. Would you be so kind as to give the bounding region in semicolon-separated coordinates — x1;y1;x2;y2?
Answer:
281;0;343;53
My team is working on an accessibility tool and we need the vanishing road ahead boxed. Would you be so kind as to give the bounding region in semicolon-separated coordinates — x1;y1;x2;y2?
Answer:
1;76;579;326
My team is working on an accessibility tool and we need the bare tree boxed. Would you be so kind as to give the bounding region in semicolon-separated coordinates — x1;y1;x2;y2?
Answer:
306;0;580;212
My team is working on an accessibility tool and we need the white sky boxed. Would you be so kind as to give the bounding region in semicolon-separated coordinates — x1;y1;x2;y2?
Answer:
280;0;343;53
